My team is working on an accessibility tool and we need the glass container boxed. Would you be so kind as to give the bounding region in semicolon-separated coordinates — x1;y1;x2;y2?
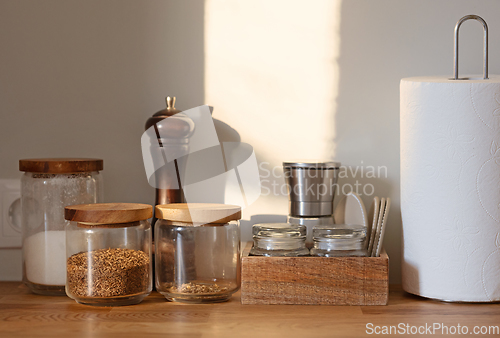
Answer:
250;223;309;257
310;225;368;257
19;158;103;295
155;203;241;303
287;215;334;246
64;203;153;306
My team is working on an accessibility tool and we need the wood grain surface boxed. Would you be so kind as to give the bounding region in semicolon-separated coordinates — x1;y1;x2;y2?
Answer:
65;203;153;224
19;158;103;173
0;282;499;338
155;203;241;224
241;243;388;305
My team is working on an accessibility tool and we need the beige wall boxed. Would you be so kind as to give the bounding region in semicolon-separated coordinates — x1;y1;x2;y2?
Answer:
0;0;205;280
1;0;499;282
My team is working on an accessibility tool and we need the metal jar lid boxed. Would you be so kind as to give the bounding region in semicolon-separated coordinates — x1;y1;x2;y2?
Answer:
282;161;341;169
312;224;367;240
252;223;306;238
312;224;367;251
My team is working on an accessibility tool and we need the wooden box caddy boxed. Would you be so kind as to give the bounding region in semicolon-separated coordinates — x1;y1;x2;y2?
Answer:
240;242;389;305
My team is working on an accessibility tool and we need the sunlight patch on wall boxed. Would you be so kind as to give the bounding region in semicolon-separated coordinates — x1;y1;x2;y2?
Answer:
205;0;342;219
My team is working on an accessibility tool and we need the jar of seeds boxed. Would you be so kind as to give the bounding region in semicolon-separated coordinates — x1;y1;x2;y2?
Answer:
64;203;153;306
155;203;241;303
19;158;103;296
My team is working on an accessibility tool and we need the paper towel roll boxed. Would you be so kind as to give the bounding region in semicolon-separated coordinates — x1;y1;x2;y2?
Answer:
401;75;500;302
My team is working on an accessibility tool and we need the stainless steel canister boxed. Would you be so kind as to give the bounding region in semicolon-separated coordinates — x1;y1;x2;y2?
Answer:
283;161;340;217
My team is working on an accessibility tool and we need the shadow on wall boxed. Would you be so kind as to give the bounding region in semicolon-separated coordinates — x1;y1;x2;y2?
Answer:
0;0;206;281
0;0;206;205
331;0;500;285
332;0;404;283
213;119;241;143
215;116;289;241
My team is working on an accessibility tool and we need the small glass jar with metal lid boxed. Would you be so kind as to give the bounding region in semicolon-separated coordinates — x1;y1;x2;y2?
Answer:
250;223;309;257
64;203;153;306
310;225;368;257
155;203;241;303
19;158;103;296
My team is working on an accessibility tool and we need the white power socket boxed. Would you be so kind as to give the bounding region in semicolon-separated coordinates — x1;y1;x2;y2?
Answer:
0;179;21;248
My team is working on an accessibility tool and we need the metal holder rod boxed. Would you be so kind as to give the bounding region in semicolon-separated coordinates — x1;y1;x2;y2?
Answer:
453;15;488;80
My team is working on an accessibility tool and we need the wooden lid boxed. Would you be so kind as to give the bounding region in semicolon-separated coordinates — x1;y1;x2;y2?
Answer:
19;158;103;173
65;203;152;224
155;203;241;224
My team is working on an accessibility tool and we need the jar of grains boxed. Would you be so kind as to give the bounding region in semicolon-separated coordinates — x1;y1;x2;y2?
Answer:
64;203;153;306
155;203;241;303
19;158;103;295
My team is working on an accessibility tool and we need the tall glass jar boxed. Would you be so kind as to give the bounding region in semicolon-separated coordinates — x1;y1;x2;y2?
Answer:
155;203;241;303
64;203;153;306
19;158;103;295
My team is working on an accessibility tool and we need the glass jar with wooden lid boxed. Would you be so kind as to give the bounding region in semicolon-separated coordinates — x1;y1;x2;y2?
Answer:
155;203;241;303
64;203;153;306
19;158;103;296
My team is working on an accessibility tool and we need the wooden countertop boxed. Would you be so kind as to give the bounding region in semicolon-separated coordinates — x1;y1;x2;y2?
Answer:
1;282;499;337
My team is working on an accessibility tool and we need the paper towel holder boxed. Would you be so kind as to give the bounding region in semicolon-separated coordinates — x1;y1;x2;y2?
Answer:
453;15;488;80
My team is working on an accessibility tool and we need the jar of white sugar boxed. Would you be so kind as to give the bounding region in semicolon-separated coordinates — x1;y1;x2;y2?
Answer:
19;158;103;295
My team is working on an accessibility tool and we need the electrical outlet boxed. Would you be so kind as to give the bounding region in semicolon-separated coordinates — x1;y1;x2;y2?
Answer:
0;179;21;248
